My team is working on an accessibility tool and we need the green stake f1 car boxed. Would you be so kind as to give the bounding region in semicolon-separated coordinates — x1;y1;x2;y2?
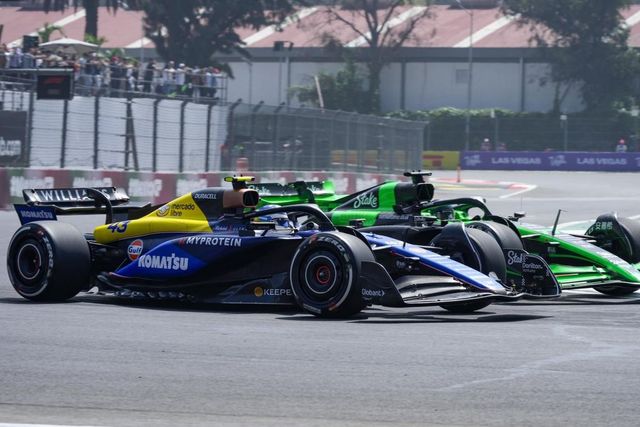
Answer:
254;172;640;296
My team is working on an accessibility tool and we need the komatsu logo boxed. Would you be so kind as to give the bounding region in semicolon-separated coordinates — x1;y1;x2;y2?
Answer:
138;253;189;271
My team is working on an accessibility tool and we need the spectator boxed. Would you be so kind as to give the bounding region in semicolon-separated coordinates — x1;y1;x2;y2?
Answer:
0;44;8;68
162;60;176;95
143;59;155;93
191;66;202;99
615;138;628;153
1;45;227;102
176;63;186;94
8;46;23;68
109;56;124;96
480;137;492;151
204;66;217;98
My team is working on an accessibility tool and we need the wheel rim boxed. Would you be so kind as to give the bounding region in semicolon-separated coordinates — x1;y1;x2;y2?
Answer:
16;243;43;281
302;252;342;299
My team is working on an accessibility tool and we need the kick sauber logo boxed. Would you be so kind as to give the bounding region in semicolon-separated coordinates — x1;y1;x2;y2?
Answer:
127;239;144;261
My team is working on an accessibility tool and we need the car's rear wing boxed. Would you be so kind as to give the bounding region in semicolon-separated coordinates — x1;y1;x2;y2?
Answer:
16;187;153;225
250;180;335;199
23;187;130;206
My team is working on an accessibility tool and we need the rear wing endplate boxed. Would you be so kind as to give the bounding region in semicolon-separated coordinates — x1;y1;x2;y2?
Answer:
16;187;151;225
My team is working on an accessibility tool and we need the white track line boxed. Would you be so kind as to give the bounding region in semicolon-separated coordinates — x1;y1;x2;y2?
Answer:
499;184;537;199
0;424;103;427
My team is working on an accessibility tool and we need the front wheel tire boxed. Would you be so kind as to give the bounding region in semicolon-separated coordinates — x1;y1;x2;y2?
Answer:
439;300;492;313
593;285;638;296
290;232;374;318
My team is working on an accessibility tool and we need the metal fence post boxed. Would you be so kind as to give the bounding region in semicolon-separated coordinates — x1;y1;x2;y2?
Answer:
60;99;68;168
205;103;214;172
389;124;396;173
249;102;264;170
311;113;317;171
152;98;161;172
225;99;242;171
179;100;188;172
26;87;35;167
93;93;100;169
415;124;423;170
376;121;384;172
345;112;357;171
272;103;285;170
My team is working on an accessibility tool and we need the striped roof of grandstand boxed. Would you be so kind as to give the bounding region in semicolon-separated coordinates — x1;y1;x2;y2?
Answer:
3;5;640;50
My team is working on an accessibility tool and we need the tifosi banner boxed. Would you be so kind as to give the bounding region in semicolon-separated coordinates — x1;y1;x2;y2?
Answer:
461;151;640;171
0;111;28;167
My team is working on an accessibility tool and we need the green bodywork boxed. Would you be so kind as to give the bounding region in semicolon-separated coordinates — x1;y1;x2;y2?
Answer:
255;178;640;291
253;181;346;212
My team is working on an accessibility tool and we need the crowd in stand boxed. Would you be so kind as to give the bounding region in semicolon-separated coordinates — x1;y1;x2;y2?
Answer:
1;44;222;100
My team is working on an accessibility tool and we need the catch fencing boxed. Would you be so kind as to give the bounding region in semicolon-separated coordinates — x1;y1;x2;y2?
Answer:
225;103;424;173
1;74;425;173
1;88;228;172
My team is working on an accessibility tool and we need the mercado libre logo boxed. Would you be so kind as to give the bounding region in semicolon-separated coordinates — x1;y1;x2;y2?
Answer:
156;204;170;217
127;239;144;261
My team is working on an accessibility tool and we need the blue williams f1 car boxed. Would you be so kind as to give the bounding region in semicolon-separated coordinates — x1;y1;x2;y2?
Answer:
6;177;559;317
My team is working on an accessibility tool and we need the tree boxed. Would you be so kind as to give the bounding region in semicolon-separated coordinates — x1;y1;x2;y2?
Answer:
42;0;120;38
319;0;433;112
84;34;107;48
501;0;640;112
139;0;297;69
290;57;371;112
37;22;66;43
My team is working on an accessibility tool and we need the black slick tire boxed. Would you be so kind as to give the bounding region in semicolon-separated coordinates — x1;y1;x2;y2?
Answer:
7;221;91;301
290;232;374;318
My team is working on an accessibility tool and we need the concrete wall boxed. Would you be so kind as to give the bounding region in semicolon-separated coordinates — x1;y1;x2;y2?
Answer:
224;59;584;113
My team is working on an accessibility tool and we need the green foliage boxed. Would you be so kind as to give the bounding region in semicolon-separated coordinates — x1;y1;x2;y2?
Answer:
290;59;371;113
320;1;433;112
139;0;296;68
37;22;66;43
84;34;107;47
501;0;640;112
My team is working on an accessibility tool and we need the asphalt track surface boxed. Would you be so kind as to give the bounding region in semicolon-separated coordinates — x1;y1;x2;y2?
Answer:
1;170;640;427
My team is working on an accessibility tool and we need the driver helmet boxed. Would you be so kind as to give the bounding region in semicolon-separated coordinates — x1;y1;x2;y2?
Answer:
255;205;293;228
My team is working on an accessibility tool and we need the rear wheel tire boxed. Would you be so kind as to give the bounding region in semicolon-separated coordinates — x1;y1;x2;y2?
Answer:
7;221;90;301
433;227;507;283
290;232;374;318
439;300;492;313
467;221;524;250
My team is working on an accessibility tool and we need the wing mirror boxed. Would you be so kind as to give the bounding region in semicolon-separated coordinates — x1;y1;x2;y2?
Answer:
508;211;526;222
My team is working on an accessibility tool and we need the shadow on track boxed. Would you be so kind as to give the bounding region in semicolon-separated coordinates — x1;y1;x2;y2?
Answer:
504;291;640;306
280;308;550;324
0;295;548;323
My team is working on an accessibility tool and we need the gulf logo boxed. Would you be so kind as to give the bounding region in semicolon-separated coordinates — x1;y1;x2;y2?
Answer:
127;239;144;261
